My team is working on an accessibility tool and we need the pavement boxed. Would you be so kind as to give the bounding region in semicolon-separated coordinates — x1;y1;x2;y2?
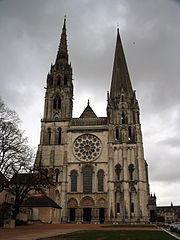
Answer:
0;223;160;240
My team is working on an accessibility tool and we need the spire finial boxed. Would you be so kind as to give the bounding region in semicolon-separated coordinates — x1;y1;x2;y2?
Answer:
56;18;68;64
64;15;66;24
87;99;90;106
110;27;133;100
117;23;119;33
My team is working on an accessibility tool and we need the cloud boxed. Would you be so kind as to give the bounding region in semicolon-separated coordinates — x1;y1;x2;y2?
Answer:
0;0;179;205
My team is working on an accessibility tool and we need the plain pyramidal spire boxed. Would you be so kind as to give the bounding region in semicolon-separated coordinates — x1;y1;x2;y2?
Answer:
56;17;68;63
110;28;133;100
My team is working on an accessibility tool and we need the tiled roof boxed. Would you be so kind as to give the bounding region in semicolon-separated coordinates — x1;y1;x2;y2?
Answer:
21;195;61;209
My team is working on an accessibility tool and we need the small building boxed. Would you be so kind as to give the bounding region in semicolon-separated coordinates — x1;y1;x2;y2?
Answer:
156;203;180;223
19;195;62;224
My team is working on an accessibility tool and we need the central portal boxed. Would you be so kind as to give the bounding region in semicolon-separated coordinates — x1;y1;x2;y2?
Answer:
83;208;92;222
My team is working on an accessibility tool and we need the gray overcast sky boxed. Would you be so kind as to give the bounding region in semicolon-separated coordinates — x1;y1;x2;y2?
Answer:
0;0;179;206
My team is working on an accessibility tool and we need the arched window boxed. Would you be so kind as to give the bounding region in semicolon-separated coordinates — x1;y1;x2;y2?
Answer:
115;127;119;140
83;166;92;193
58;128;62;144
48;128;51;144
64;76;67;85
129;164;134;180
53;96;61;110
57;75;61;86
121;112;125;124
55;169;59;183
71;170;78;192
97;170;104;192
121;95;124;102
115;164;121;181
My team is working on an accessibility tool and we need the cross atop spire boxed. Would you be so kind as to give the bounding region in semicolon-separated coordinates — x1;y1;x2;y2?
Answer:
110;28;133;100
56;17;68;64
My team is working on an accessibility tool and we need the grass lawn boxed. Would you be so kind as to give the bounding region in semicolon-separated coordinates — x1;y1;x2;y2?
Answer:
101;224;157;228
39;230;176;240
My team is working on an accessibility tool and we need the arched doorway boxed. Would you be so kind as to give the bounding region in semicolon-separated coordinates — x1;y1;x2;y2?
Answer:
67;198;78;222
80;196;94;223
97;198;107;223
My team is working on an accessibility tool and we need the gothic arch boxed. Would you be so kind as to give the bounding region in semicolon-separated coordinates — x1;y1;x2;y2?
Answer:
80;196;94;208
67;198;78;208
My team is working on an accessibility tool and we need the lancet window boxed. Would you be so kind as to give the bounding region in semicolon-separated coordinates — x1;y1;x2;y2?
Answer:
55;169;59;183
97;170;104;192
115;164;121;181
58;128;62;144
48;128;51;144
83;166;92;193
115;127;119;140
71;170;78;192
53;95;61;110
129;164;135;180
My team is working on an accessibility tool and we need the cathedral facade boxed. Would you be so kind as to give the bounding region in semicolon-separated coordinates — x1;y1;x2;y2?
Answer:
35;18;150;223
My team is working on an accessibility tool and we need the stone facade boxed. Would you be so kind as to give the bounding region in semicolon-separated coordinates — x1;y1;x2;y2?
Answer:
35;18;151;223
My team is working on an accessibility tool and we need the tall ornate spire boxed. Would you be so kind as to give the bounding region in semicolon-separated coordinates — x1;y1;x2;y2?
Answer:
110;28;133;100
56;17;68;64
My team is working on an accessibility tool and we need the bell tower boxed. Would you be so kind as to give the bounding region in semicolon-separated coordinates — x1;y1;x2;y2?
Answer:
107;28;150;222
107;28;140;143
43;18;73;121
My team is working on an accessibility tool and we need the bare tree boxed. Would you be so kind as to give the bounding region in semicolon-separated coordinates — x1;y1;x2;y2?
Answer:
0;98;33;186
0;98;54;221
7;169;54;220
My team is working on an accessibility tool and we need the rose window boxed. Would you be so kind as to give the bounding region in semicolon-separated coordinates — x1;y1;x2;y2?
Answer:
73;134;102;161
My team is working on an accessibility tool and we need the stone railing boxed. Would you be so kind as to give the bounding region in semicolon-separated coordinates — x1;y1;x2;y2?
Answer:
71;117;107;126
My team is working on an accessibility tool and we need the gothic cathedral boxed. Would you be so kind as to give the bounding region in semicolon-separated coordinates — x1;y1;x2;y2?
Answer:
35;18;151;223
